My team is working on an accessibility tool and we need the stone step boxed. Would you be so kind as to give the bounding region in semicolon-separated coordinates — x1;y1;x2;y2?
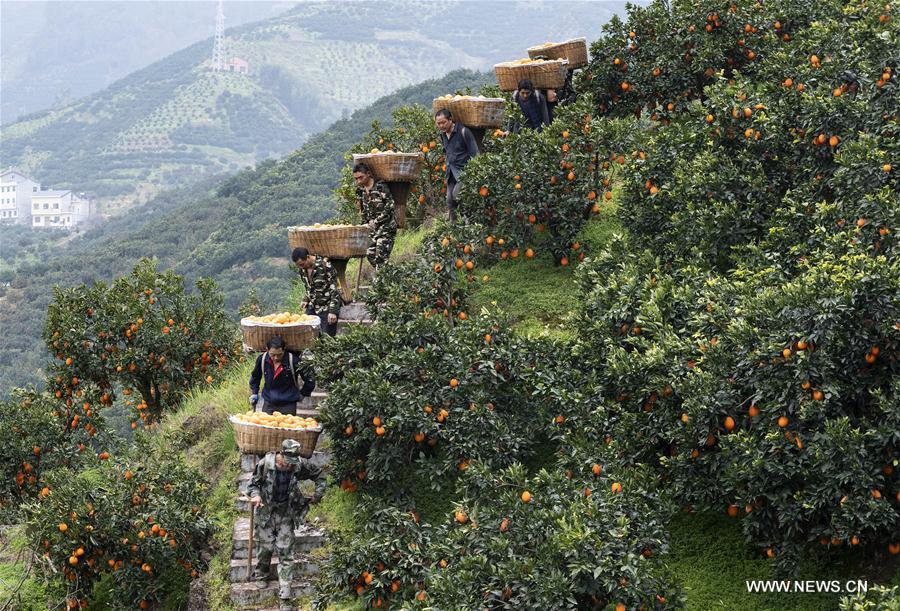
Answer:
232;518;325;558
339;302;370;320
229;554;320;582
230;578;314;607
301;390;328;409
235;495;253;512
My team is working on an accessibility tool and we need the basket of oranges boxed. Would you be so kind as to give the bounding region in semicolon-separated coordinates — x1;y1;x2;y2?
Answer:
288;223;370;259
527;38;588;68
351;150;424;182
230;411;322;456
493;58;569;91
240;312;321;352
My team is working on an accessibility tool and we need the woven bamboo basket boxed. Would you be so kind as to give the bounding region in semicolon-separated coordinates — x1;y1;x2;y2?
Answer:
240;317;320;352
351;152;424;182
230;416;322;456
432;96;505;128
433;97;451;115
527;38;588;68
453;98;506;128
494;59;569;91
385;182;410;229
288;225;369;259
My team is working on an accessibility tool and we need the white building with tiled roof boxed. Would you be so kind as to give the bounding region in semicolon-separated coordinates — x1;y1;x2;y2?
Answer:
31;190;94;229
0;168;40;225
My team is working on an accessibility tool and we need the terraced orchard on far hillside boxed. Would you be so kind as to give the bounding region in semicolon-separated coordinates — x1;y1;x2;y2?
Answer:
0;0;624;211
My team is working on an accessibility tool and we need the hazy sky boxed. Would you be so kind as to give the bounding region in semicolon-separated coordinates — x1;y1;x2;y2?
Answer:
1;1;296;122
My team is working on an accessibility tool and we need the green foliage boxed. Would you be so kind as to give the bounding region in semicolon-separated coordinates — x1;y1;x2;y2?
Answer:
583;0;898;269
0;390;79;520
571;233;900;570
23;440;213;609
363;221;489;324
421;463;680;610
841;585;900;610
315;312;572;493
43;259;240;426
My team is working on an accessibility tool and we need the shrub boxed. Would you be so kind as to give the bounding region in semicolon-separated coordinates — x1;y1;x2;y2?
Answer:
0;391;78;519
42;259;240;429
315;313;571;495
458;98;635;264
419;463;681;610
23;440;213;609
573;235;900;571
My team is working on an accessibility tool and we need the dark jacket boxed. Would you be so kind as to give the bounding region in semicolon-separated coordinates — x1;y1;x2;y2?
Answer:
299;256;342;317
249;351;315;406
439;122;479;182
511;89;550;132
247;452;327;524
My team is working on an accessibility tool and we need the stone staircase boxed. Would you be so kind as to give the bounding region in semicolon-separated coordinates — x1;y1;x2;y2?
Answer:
337;301;373;335
229;301;371;609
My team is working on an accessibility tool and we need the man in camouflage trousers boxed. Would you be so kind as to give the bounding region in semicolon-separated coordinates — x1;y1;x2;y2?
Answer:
248;439;327;611
352;162;397;270
292;247;342;337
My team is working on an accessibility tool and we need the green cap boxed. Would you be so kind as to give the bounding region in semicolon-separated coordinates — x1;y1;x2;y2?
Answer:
281;439;303;464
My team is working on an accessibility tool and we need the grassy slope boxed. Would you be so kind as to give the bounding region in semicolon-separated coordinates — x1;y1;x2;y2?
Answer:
468;205;620;340
149;362;254;611
0;526;50;610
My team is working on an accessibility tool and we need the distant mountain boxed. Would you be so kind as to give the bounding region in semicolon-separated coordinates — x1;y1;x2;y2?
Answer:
0;1;626;212
0;1;295;124
0;69;493;395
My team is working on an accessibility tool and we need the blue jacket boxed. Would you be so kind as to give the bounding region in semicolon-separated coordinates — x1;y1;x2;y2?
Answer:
249;352;315;406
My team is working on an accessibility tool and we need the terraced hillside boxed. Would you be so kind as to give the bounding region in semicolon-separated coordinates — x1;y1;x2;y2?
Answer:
0;1;624;212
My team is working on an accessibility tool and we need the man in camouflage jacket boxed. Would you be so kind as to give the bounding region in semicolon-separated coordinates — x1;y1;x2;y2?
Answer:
352;162;397;270
291;247;342;337
248;439;327;610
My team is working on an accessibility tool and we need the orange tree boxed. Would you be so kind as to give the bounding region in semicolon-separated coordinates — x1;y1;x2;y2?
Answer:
417;463;680;610
583;0;897;269
572;230;900;571
317;461;681;610
23;439;212;609
315;311;574;494
315;504;437;608
364;221;495;324
582;0;841;120
457;97;636;264
0;390;81;519
42;258;239;430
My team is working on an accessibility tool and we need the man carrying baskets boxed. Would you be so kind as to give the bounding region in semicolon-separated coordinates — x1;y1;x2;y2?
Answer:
352;162;396;270
291;247;342;337
248;438;327;611
435;108;479;223
249;336;316;416
509;79;551;133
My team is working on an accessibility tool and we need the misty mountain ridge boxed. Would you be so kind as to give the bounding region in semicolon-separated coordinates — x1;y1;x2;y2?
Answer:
1;1;625;212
